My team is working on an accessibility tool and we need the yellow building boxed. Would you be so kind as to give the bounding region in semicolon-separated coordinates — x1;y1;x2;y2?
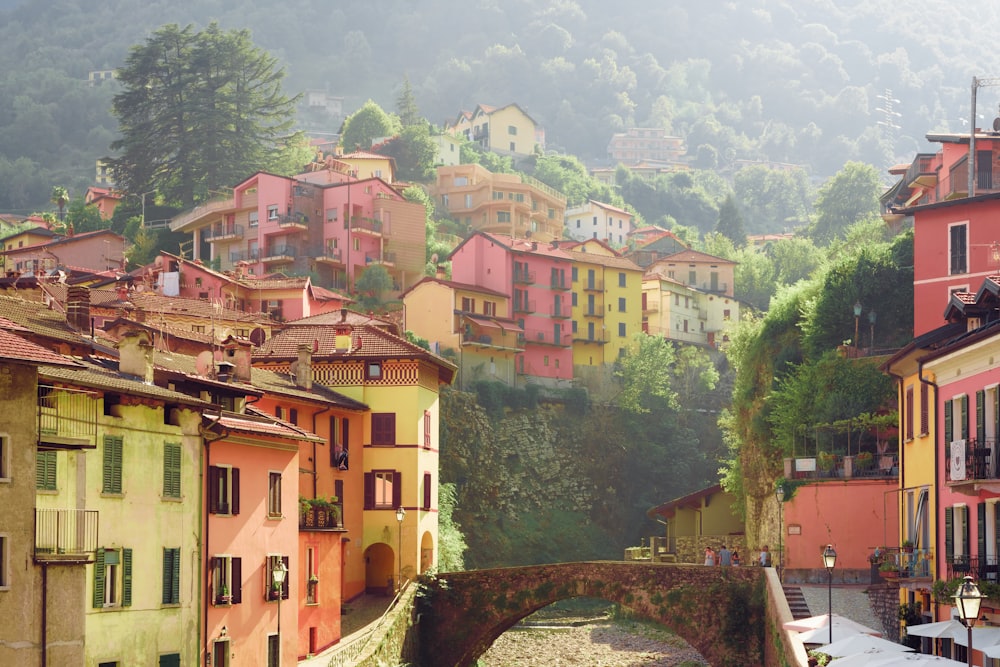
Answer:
445;103;541;157
430;163;566;242
337;150;396;183
565;240;644;366
401;276;523;389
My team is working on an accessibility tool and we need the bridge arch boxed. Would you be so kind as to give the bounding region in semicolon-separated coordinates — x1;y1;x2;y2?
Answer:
418;561;767;667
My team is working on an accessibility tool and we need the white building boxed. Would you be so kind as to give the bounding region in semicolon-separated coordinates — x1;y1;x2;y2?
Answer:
564;200;634;246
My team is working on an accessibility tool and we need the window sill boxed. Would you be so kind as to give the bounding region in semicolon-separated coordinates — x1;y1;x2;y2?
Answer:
267;513;283;521
161;495;183;503
101;492;125;499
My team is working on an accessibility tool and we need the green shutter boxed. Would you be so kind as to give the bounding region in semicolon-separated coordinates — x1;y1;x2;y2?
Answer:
171;549;180;604
162;548;180;604
93;548;105;608
161;548;170;604
103;436;123;494
945;507;954;561
977;390;986;441
944;401;953;445
163;443;181;498
962;506;970;556
36;451;56;491
961;395;969;440
979;503;987;562
122;547;133;607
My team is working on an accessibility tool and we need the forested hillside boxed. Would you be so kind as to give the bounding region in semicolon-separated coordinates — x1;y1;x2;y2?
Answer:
1;0;997;214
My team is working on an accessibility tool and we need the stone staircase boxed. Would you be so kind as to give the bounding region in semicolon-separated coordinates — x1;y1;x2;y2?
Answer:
783;585;812;620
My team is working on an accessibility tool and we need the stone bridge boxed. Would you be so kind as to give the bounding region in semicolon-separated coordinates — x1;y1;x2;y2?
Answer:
417;561;779;667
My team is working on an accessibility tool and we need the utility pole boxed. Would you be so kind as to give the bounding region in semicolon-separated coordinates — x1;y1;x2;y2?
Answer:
969;77;1000;198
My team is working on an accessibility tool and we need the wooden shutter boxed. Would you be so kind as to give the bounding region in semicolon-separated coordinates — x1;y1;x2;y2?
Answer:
423;473;431;510
231;467;240;515
920;384;929;436
424;411;431;448
962;505;970;556
282;555;290;599
103;435;123;493
36;451;56;490
945;400;953;445
979;503;987;563
329;416;339;467
342;418;350;454
961;395;969;440
335;479;344;506
364;473;374;510
162;548;180;604
164;443;181;498
905;387;914;441
232;557;242;604
93;547;106;608
392;472;402;509
945;507;954;561
208;467;220;514
977;390;986;442
122;547;133;607
162;548;171;604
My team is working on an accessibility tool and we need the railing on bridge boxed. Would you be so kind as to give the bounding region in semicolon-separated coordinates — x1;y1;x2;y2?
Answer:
786;453;898;480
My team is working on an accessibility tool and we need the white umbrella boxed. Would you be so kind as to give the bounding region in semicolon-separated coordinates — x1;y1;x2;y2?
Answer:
982;642;1000;658
950;625;1000;648
800;621;883;645
816;633;913;657
786;613;882;635
863;654;966;666
903;620;964;639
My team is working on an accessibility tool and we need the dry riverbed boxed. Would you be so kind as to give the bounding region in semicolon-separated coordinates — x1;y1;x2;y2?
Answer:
478;609;708;666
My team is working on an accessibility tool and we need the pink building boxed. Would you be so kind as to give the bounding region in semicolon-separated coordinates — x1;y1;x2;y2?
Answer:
450;232;573;384
1;229;125;276
169;170;426;295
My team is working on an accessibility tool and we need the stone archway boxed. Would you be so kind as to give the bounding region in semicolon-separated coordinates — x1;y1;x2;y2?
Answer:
420;531;434;574
363;542;394;594
418;561;766;667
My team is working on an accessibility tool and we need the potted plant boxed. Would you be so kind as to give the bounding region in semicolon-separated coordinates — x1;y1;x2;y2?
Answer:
855;451;874;470
218;584;231;604
902;539;914;553
818;451;837;474
879;560;900;579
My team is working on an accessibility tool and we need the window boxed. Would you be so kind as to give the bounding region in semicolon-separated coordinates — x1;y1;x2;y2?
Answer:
424;410;432;449
192;325;205;334
365;470;400;509
461;297;475;312
94;547;132;608
688;270;697;285
548;208;555;219
508;125;517;135
510;141;516;152
464;194;472;208
36;451;57;490
159;654;181;667
366;361;382;380
163;443;181;499
306;547;318;605
330;416;349;470
497;211;510;223
483;301;496;316
920;384;929;436
423;472;432;510
0;535;7;589
618;297;626;312
950;223;968;275
288;408;298;425
267;634;279;667
265;554;290;601
905;386;915;441
268;472;282;518
212;641;230;667
572;320;578;333
372;413;396;445
619;272;626;287
325;208;337;222
618;323;626;337
208;466;240;515
543;355;549;367
267;205;279;221
102;435;123;494
211;555;241;605
162;547;180;604
571;266;578;282
572;292;577;307
493;191;504;200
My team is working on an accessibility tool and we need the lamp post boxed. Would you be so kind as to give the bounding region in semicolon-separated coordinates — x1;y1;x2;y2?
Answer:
775;484;785;583
395;506;406;592
822;544;837;645
868;309;877;351
272;559;287;664
853;302;862;349
954;575;983;667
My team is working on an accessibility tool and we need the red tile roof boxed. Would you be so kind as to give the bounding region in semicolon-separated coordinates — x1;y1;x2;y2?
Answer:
0;327;82;366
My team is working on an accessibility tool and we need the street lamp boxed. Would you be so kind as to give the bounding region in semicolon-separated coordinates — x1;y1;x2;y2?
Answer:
271;559;287;663
822;544;837;645
853;302;862;349
954;575;983;667
775;483;785;583
395;506;406;592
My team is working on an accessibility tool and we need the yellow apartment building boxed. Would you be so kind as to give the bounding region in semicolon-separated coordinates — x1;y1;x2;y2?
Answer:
445;103;541;157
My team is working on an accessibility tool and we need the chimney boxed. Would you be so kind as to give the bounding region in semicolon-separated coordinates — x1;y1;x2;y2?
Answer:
216;361;235;383
223;341;253;382
118;330;154;384
531;241;538;251
340;308;348;323
435;265;447;279
66;285;91;333
551;240;559;249
294;344;313;390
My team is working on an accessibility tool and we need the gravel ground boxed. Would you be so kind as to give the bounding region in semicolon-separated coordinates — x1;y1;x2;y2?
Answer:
478;617;708;666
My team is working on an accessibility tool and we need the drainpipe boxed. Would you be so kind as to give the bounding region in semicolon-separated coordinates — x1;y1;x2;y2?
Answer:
199;412;228;666
918;359;939;584
42;562;48;667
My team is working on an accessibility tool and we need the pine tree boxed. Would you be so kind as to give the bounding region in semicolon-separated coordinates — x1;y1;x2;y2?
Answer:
396;75;421;128
716;194;747;247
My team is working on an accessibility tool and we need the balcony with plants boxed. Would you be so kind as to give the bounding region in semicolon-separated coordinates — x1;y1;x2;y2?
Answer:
299;496;343;531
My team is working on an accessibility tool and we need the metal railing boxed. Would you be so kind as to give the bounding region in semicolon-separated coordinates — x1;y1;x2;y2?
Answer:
204;224;244;241
300;506;343;530
277;213;309;228
229;249;260;263
350;217;383;234
947;554;1000;582
787;453;898;480
35;508;98;558
262;245;297;260
513;300;536;314
513;270;536;285
38;386;98;448
945;437;998;483
872;547;931;579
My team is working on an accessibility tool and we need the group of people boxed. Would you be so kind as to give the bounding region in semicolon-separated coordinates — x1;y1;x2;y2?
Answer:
703;544;773;567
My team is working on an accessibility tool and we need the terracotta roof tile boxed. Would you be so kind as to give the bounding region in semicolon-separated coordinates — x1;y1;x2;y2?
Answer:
0;328;82;366
0;293;91;345
39;359;211;405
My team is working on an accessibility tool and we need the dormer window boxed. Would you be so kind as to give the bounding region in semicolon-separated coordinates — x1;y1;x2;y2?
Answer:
366;361;382;380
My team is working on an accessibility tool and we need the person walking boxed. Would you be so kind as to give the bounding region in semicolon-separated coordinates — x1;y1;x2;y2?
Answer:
759;545;771;567
704;546;716;566
719;544;732;566
732;549;741;566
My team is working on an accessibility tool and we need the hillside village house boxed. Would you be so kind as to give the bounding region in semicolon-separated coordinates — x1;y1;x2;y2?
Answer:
431;163;567;243
444;103;543;157
607;127;685;165
3;229;126;278
642;268;740;349
564;200;634;245
169;169;426;295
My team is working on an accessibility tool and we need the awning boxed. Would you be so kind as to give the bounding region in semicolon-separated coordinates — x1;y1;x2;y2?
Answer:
465;315;524;333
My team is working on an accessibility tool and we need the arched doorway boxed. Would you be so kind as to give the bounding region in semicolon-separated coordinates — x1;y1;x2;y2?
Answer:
363;542;394;594
420;531;435;574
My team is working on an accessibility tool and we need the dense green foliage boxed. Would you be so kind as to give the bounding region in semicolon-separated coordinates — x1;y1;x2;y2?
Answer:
106;23;300;207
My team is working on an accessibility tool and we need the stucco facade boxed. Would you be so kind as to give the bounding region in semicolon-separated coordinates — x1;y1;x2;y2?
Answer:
445;103;541;157
564;200;634;246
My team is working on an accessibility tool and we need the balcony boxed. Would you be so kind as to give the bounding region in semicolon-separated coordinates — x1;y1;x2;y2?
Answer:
583;279;604;292
904;153;938;188
643;301;660;313
513;269;536;285
461;330;524;352
365;251;396;267
523;329;571;347
871;547;931;582
169;196;234;232
947;554;1000;583
35;508;99;562
550;304;571;319
38;385;98;449
550;278;571;291
299;505;343;531
945;437;1000;493
261;245;297;264
513;299;536;314
350;216;383;236
582;307;604;319
785;453;898;481
229;249;260;263
313;246;344;265
699;282;729;294
204;224;244;242
276;213;309;231
572;331;610;344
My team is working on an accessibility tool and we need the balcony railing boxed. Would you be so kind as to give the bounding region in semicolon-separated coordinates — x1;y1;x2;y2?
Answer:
523;329;571;347
350;216;383;235
583;280;604;292
513;300;536;314
947;554;1000;582
461;331;524;351
365;252;396;266
35;508;98;561
204;224;244;241
312;246;343;264
904;153;938;188
262;245;297;262
582;307;604;319
276;213;309;229
299;506;343;531
550;278;570;290
786;453;898;480
872;547;931;580
513;270;536;285
572;331;610;344
229;249;260;263
38;386;98;449
550;304;571;318
945;437;997;484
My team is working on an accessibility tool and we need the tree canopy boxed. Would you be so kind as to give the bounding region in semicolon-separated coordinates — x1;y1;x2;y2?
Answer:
340;99;400;152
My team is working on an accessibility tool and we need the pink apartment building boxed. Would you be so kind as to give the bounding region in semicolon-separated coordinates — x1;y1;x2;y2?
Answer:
2;229;126;276
450;232;573;384
169;170;426;295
